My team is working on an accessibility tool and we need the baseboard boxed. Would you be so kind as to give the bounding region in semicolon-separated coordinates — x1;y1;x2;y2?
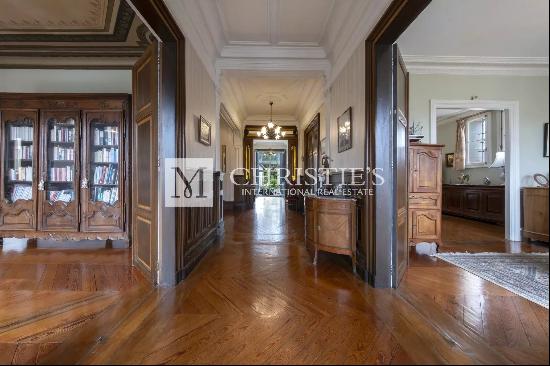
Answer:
176;227;219;283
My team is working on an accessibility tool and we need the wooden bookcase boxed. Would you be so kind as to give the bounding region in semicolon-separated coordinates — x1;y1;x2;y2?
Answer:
0;93;130;240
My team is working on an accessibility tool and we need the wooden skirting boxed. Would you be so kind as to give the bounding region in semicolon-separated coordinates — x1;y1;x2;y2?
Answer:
176;224;219;282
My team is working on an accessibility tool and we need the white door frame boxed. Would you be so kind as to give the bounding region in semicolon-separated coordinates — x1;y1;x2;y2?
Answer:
429;99;521;241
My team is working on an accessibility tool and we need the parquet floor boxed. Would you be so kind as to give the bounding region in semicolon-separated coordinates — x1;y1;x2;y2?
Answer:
0;198;548;364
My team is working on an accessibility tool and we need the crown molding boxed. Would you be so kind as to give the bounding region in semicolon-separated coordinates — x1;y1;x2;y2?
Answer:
325;0;391;85
163;0;218;83
216;57;331;78
403;55;549;76
220;45;326;59
246;114;298;122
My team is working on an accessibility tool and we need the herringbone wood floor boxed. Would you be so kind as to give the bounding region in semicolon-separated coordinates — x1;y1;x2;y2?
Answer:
0;197;548;364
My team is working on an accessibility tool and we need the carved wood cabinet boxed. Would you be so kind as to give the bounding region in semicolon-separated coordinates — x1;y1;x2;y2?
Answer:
408;143;444;246
442;184;504;225
0;93;130;240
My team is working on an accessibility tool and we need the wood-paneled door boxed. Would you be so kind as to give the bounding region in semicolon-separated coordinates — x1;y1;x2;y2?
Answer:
132;42;159;283
0;109;39;230
81;110;125;232
38;110;80;231
394;45;409;285
304;113;320;188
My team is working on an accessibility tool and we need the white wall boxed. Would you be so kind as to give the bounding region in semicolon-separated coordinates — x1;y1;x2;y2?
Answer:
185;42;217;164
0;69;131;93
409;74;549;185
328;42;365;169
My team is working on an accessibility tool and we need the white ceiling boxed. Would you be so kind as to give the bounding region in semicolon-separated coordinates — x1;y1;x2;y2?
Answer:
220;70;325;122
399;0;549;58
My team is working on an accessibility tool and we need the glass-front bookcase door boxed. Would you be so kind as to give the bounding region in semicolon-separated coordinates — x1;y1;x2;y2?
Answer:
81;111;124;232
0;110;38;230
38;110;80;231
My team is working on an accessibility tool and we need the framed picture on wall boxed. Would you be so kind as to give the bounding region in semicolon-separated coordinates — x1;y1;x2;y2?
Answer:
221;145;227;172
544;123;549;157
337;107;352;153
445;153;455;167
199;116;211;146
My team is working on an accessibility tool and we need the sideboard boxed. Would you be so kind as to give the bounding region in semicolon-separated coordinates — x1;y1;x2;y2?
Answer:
442;184;505;225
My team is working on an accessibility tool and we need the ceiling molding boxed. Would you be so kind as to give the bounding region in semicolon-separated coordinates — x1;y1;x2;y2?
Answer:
325;0;391;85
0;0;135;42
216;57;331;77
220;45;326;59
403;55;550;76
163;0;218;83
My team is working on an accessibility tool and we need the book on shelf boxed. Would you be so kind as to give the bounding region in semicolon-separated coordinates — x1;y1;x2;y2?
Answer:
10;184;32;202
50;125;75;143
8;167;33;182
93;126;119;146
49;166;74;182
52;146;74;161
92;187;118;205
48;190;74;203
9;126;33;141
93;147;118;163
93;164;118;185
13;145;33;159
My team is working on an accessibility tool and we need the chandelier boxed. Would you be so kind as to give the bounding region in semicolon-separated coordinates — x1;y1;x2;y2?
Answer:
257;101;286;140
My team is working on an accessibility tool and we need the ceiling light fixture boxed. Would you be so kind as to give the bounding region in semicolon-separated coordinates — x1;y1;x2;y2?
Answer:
256;101;286;140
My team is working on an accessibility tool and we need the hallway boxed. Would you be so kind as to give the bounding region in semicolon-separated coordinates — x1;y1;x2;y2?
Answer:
0;197;547;364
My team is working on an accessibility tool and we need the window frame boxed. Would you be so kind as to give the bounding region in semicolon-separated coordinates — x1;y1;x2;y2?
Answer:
465;114;492;168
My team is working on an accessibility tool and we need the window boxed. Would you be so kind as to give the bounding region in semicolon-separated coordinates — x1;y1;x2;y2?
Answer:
466;115;491;167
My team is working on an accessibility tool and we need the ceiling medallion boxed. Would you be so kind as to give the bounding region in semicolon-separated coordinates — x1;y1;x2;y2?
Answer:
257;101;286;140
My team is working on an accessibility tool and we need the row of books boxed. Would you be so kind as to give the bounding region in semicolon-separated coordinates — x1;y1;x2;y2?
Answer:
92;187;118;205
12;145;33;160
93;164;118;185
93;147;118;163
49;166;74;182
50;126;75;143
93;127;119;146
7;167;33;182
8;184;32;202
48;189;74;203
9;126;33;142
52;146;75;161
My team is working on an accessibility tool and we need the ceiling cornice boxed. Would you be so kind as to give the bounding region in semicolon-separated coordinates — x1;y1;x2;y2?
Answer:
403;55;550;76
216;57;331;77
220;45;326;59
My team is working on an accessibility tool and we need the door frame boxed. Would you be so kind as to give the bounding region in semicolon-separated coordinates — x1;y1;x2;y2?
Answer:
364;0;431;288
127;0;185;286
429;99;521;241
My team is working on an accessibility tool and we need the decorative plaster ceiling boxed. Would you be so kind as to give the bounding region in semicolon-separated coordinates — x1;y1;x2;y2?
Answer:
220;70;325;124
0;0;114;33
398;0;549;75
164;0;391;83
0;0;148;68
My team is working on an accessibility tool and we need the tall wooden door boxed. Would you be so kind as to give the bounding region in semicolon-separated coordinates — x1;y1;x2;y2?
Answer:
132;42;159;283
304;114;320;189
394;45;409;285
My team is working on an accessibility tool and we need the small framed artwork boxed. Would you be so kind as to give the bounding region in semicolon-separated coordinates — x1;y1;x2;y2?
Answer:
337;107;352;153
544;123;549;157
445;153;455;167
221;145;227;172
199;116;211;146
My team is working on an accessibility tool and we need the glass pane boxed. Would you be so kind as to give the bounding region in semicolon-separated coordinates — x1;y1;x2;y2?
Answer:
89;118;120;205
46;116;76;203
4;117;34;203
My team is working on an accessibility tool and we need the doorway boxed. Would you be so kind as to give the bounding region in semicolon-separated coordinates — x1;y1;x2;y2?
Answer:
255;149;287;196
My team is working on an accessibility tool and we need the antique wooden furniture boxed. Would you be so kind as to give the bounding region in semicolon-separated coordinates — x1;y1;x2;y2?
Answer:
305;195;357;272
408;143;444;246
521;187;549;242
0;93;130;240
443;184;505;225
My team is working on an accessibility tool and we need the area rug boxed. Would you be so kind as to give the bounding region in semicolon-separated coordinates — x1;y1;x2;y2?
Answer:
435;252;549;309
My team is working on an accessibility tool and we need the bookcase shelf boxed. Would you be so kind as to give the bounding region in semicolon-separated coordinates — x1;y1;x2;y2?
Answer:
0;93;130;239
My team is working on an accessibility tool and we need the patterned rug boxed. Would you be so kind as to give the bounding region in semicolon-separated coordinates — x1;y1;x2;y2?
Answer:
435;252;549;308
